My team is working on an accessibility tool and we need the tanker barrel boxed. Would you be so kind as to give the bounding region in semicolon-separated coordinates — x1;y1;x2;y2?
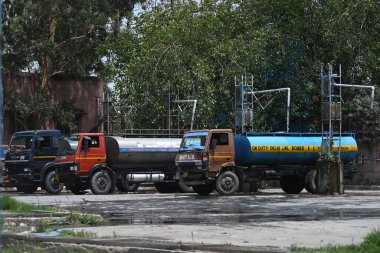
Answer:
105;136;120;166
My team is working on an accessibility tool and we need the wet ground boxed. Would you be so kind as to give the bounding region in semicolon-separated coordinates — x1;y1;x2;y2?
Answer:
4;187;380;249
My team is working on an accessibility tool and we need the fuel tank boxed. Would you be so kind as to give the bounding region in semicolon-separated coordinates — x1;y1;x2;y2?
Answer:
234;132;358;166
105;137;181;169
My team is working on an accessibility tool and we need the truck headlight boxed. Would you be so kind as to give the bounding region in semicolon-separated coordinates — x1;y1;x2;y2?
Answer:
24;168;31;172
70;166;78;171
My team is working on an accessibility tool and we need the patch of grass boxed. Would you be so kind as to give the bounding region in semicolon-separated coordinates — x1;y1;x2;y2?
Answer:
292;230;380;253
0;195;57;213
67;212;105;225
60;229;96;238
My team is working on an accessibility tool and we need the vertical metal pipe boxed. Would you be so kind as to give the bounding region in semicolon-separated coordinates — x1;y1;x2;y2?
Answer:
190;100;197;130
286;88;290;132
328;64;333;153
241;75;244;132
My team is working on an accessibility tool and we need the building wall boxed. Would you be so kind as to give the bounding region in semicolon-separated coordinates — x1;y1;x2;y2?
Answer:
2;72;104;143
353;138;380;185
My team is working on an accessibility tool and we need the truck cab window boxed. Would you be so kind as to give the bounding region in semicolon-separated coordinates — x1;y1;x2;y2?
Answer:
83;136;100;148
210;133;229;146
40;136;52;148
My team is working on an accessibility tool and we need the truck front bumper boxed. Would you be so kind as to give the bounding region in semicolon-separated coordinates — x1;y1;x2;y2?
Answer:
54;162;81;184
176;160;208;172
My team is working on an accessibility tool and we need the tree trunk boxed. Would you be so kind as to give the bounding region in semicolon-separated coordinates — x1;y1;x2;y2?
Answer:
41;16;56;92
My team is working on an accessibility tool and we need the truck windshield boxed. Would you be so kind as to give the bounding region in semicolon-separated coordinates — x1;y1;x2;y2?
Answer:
180;132;208;151
58;136;80;155
9;136;33;151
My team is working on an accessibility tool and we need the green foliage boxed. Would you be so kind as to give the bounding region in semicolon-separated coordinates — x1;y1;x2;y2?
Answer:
102;0;380;134
60;229;97;238
67;212;105;225
3;88;77;131
292;230;380;253
0;195;57;213
3;0;143;130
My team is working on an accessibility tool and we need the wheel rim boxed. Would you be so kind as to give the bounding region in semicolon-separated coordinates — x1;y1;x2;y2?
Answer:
49;175;60;190
221;176;235;192
96;175;108;191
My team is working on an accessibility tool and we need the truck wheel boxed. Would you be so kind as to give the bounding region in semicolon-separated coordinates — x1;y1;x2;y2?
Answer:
90;171;112;194
44;171;63;194
280;176;304;194
154;182;177;193
176;180;193;193
193;184;214;196
216;171;240;195
17;185;38;194
116;181;140;192
305;170;317;194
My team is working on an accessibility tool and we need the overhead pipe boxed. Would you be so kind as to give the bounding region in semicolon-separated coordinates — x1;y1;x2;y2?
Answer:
333;84;375;109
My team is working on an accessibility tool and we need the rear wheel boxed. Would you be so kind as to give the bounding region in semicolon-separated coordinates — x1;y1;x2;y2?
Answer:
193;184;214;196
90;171;113;194
43;170;63;194
17;185;38;194
116;181;140;192
216;171;240;195
280;176;304;194
305;170;317;194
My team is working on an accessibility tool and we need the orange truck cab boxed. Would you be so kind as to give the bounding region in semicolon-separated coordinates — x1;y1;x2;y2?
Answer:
46;133;111;194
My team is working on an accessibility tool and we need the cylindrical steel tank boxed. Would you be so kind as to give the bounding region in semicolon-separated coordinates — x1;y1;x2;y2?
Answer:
234;132;357;166
105;137;182;169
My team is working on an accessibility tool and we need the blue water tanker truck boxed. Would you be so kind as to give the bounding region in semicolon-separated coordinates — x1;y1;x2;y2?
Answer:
175;129;358;195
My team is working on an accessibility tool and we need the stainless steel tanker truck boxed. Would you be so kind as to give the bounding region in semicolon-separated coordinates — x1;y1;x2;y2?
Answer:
46;132;190;194
175;129;358;195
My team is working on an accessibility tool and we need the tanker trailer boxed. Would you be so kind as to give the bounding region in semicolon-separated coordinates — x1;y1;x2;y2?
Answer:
51;133;190;194
105;136;190;193
175;129;358;196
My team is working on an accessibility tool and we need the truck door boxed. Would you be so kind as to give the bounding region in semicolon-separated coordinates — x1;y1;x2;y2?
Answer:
209;132;233;172
33;135;59;180
79;136;106;176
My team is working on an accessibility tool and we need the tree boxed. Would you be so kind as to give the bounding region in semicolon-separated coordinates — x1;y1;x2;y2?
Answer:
102;0;380;135
3;0;143;130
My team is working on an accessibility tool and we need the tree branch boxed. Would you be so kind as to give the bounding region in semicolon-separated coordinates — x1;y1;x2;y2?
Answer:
54;25;95;49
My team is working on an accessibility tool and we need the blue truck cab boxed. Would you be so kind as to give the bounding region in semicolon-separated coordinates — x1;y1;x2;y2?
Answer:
4;130;64;194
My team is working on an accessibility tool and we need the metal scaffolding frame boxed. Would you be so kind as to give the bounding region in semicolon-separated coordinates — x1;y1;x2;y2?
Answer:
319;63;375;194
234;76;291;133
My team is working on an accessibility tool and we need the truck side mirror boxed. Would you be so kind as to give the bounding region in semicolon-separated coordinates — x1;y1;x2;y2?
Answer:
81;136;91;152
210;139;217;150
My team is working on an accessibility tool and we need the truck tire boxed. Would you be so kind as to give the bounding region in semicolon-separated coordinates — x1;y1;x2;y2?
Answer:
17;185;38;194
176;180;193;193
43;170;63;194
193;184;214;196
280;176;304;194
154;182;177;193
116;181;140;192
305;170;317;194
90;171;113;194
216;171;240;195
